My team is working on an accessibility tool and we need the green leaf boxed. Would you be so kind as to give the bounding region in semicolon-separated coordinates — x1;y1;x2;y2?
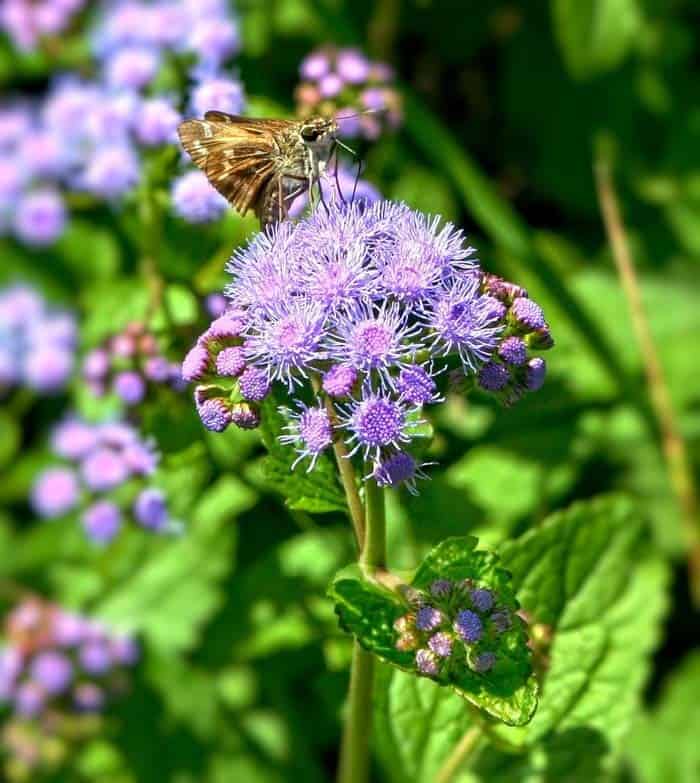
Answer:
625;652;700;783
330;537;538;726
373;664;477;783
150;284;199;330
552;0;642;80
330;563;409;667
257;394;346;513
54;219;120;281
497;495;668;757
81;278;150;345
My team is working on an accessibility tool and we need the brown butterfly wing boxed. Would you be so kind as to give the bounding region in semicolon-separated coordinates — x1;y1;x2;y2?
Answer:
177;115;296;216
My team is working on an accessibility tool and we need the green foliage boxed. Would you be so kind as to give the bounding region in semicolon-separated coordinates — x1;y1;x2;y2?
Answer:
494;496;668;764
330;537;538;727
1;1;699;780
625;652;700;783
551;0;642;79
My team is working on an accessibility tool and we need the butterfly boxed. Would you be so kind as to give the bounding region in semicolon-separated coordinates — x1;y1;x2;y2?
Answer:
177;112;339;228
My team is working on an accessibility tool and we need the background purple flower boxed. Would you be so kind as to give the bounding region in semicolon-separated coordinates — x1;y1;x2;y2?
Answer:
82;500;122;544
13;189;67;247
171;170;228;223
31;467;80;518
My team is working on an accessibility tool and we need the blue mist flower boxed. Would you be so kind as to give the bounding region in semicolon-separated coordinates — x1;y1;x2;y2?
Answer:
415;605;444;632
478;361;509;392
372;451;428;494
190;76;244;117
133;488;169;531
244;299;327;389
342;391;415;461
454;610;483;644
396;364;439;405
472;651;497;673
428;632;453;658
322;364;358;398
498;336;527;366
13;188;66;247
30;652;73;695
190;200;551;488
31;467;80;518
415;648;440;676
280;402;333;470
470;588;494;613
326;300;422;385
511;297;545;330
423;277;504;372
238;366;271;401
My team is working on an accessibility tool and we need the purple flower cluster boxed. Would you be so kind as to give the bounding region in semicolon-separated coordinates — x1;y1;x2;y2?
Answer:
184;200;551;492
82;321;184;405
295;46;402;140
31;417;175;544
0;0;243;245
181;310;263;432
91;0;244;224
0;0;87;52
0;284;76;393
394;579;513;680
0;597;137;772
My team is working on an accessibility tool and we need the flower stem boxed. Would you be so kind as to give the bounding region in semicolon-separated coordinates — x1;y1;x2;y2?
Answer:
337;480;386;783
594;146;700;603
310;374;365;549
435;725;484;783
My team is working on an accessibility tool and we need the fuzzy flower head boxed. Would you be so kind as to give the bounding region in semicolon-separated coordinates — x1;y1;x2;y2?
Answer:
280;402;334;470
185;200;552;488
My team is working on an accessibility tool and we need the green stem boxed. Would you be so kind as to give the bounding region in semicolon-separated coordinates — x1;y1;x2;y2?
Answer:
310;375;365;549
337;480;386;783
435;725;484;783
361;478;386;569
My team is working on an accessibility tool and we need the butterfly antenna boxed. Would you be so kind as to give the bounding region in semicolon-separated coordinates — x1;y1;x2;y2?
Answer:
336;108;387;121
335;138;359;159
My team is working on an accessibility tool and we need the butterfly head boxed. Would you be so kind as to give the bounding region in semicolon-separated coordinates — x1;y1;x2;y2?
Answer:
300;117;338;154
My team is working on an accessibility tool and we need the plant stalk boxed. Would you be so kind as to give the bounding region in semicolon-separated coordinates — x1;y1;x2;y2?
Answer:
337;479;386;783
594;151;700;602
310;375;365;549
435;725;484;783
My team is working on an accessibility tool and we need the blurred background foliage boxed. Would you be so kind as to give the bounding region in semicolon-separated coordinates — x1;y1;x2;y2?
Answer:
2;0;700;781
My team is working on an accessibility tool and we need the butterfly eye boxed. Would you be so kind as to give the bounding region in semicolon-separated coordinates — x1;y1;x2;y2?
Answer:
301;126;322;142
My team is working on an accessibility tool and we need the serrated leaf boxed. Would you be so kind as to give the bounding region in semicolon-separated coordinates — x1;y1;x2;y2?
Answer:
496;495;668;758
552;0;642;80
258;395;346;513
330;537;537;726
